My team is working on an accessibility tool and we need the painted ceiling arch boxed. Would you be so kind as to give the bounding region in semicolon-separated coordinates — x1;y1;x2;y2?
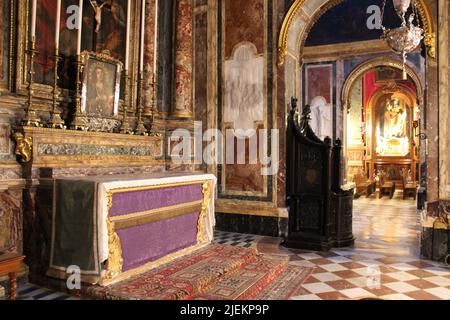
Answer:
277;0;436;66
341;57;424;112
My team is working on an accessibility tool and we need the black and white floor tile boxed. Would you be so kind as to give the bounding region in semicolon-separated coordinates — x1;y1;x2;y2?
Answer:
213;230;258;248
17;283;78;300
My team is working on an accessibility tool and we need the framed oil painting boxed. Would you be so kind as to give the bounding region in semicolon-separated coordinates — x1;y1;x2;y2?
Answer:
375;67;404;83
374;94;411;157
29;0;129;89
80;51;122;131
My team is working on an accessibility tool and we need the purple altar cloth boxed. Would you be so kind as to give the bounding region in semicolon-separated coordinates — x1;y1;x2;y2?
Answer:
117;211;200;272
110;184;203;216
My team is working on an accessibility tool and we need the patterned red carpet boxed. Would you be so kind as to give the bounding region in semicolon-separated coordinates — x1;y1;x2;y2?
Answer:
84;245;313;300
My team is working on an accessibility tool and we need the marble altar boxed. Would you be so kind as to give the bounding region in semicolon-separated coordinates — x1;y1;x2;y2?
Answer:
47;173;216;286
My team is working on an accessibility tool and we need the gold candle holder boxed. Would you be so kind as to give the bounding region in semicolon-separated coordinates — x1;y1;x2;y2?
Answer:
71;54;87;131
119;70;134;134
22;39;42;127
47;48;66;129
143;73;155;117
134;72;148;136
147;76;160;136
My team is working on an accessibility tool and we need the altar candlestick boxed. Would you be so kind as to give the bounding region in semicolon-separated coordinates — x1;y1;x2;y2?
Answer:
153;0;158;76
76;0;83;55
55;0;61;51
125;0;131;70
139;0;146;72
30;0;37;41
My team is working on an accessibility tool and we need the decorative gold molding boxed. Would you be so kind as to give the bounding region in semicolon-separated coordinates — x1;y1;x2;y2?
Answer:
278;0;436;66
341;57;424;113
13;133;32;163
12;126;164;167
104;217;124;280
423;32;436;59
278;0;306;66
216;199;287;218
112;200;203;230
197;181;212;244
302;40;391;62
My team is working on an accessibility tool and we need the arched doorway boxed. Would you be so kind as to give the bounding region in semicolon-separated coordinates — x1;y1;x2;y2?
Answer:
277;0;434;111
341;58;424;186
279;0;434;254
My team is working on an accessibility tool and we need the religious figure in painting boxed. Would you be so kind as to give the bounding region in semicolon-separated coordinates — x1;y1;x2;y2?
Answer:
309;96;333;141
95;0;127;62
86;65;115;116
89;0;108;33
384;98;407;138
375;96;410;157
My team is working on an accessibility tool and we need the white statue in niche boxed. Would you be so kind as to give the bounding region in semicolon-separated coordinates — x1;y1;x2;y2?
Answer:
309;96;333;141
224;43;264;134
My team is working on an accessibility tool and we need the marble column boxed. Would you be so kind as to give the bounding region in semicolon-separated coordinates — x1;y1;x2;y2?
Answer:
438;0;450;198
425;0;439;202
194;1;208;171
172;0;194;118
144;0;158;115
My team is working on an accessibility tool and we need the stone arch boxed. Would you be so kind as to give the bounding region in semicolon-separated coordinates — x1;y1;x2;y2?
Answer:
278;0;435;67
341;57;424;112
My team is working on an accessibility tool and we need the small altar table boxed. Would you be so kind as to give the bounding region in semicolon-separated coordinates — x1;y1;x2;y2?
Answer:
47;173;216;286
0;254;25;300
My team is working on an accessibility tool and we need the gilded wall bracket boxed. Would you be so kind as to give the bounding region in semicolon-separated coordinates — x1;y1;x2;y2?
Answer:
13;132;33;163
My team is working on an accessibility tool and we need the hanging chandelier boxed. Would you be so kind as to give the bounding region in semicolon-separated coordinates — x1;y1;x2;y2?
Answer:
380;0;424;79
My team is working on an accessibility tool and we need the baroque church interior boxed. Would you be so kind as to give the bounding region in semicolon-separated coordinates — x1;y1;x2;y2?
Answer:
0;0;449;303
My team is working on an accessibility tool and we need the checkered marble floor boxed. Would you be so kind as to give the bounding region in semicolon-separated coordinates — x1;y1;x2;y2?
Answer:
16;283;79;300
214;192;450;300
213;231;257;248
289;249;450;300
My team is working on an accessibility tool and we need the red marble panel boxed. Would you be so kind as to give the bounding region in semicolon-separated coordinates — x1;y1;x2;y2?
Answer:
173;0;193;115
144;0;157;76
305;64;333;105
0;124;9;155
224;0;265;58
224;125;265;193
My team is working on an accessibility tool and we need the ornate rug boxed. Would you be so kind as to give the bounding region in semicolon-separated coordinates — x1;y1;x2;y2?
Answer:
84;245;313;300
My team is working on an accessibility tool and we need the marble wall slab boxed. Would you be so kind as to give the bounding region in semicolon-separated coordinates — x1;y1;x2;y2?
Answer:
215;212;286;237
173;0;193;116
0;190;22;254
219;0;273;201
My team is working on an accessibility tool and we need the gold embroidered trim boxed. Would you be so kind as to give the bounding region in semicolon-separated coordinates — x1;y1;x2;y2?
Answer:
112;200;203;230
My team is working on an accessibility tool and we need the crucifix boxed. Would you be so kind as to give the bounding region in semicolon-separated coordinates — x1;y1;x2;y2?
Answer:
89;0;107;33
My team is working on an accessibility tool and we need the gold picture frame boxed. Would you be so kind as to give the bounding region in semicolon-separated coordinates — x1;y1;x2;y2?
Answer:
79;50;123;132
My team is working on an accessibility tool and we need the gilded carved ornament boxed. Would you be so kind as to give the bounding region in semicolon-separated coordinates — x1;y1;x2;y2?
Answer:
104;191;124;280
197;181;211;244
13;133;33;163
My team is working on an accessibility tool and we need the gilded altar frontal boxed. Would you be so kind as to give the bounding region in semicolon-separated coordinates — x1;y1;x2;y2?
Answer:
0;0;449;311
